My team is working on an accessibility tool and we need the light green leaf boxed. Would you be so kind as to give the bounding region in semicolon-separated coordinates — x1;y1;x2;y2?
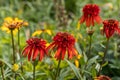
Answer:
65;59;83;80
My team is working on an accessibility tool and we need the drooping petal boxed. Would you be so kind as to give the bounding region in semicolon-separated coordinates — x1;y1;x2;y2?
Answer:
22;46;30;56
32;48;39;61
28;46;33;61
61;48;66;60
55;47;62;60
39;49;44;61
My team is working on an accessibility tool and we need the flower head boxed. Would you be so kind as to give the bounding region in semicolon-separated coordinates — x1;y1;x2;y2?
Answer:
1;17;28;30
22;38;47;61
12;64;19;72
47;32;77;60
80;4;102;27
95;75;111;80
103;19;120;39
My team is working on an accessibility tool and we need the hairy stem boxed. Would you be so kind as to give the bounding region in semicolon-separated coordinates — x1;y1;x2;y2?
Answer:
11;30;16;64
33;61;36;80
97;39;109;76
55;54;62;80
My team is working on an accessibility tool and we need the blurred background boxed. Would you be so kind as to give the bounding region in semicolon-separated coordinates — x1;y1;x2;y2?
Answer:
0;0;120;80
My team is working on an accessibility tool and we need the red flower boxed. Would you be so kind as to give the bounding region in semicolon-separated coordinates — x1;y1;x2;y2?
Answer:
103;19;120;39
22;38;47;61
47;32;77;60
95;75;111;80
80;4;102;27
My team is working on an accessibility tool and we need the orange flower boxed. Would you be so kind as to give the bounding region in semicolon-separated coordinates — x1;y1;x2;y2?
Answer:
80;4;102;27
95;75;111;80
47;32;77;60
22;38;47;61
103;19;120;39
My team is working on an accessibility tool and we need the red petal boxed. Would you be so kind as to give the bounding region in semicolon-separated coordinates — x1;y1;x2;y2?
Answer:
22;46;30;57
80;16;85;24
39;49;44;61
54;47;62;60
28;46;33;61
32;48;39;61
61;48;66;60
86;17;90;27
95;16;102;24
71;48;78;56
68;48;73;59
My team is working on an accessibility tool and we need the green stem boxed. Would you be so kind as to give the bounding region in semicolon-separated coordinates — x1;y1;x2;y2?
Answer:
97;39;109;76
18;28;23;73
1;66;5;80
33;61;36;80
55;54;62;80
88;35;92;58
11;30;16;64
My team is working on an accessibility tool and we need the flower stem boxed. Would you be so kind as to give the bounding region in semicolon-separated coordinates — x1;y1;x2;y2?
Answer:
11;30;16;64
97;39;109;76
18;28;23;73
1;66;5;80
88;35;92;58
33;61;36;80
55;54;62;80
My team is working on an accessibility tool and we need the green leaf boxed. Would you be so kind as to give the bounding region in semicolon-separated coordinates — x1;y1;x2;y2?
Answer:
87;56;99;66
65;59;82;80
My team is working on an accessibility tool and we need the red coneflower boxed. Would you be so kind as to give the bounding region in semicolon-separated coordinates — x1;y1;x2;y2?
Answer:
95;75;111;80
80;4;102;27
47;32;77;60
103;19;120;39
22;38;47;61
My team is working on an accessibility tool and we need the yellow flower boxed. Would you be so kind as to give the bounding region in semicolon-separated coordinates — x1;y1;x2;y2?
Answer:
1;17;28;30
32;29;52;37
1;26;18;34
75;54;82;68
12;64;19;72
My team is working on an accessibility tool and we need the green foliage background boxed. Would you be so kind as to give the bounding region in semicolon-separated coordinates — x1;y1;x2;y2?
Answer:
0;0;120;80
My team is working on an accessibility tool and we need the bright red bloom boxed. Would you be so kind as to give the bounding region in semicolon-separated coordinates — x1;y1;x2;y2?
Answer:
80;4;102;27
95;75;111;80
22;38;47;61
103;19;120;39
47;32;77;60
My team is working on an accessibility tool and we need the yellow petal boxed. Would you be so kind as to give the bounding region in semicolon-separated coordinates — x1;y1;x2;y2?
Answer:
45;29;52;35
32;30;42;37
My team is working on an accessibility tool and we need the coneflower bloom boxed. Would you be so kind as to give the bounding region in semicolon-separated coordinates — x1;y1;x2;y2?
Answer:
80;4;102;27
47;32;77;60
95;75;111;80
22;38;47;61
103;19;120;39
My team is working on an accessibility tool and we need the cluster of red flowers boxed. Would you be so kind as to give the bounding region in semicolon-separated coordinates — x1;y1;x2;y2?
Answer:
22;32;77;61
22;38;47;61
103;19;120;39
80;4;120;39
80;4;102;27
